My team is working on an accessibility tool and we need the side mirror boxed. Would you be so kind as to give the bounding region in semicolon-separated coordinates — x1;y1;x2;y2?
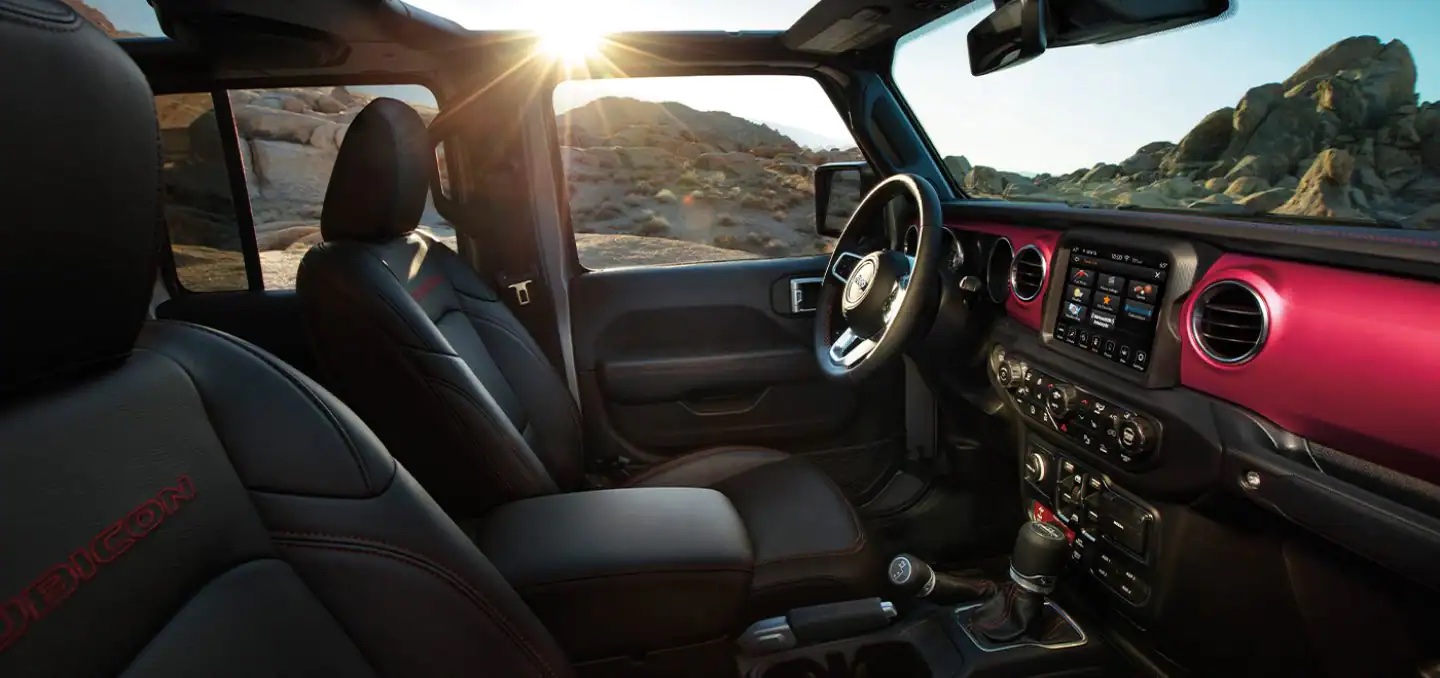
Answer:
814;161;875;237
968;0;1050;76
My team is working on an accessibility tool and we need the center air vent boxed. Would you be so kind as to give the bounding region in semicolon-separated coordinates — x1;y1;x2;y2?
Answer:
1009;245;1047;302
1191;281;1268;364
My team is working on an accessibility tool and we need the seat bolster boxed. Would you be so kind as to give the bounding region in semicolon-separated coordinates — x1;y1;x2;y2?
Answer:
138;321;395;499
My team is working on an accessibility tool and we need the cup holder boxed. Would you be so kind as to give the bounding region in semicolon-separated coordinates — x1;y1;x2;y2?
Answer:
852;642;928;678
757;642;928;678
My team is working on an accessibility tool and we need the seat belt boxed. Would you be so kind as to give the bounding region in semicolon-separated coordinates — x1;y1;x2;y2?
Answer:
468;159;567;370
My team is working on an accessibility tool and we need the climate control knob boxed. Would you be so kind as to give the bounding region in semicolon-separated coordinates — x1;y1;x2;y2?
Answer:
1046;384;1078;419
996;360;1025;388
1116;417;1156;456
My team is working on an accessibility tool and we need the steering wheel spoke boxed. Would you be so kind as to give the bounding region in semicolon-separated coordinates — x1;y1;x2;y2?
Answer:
828;328;877;367
829;251;866;283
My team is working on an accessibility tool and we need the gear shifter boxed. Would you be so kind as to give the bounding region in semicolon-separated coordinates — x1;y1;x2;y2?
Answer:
887;553;997;604
970;521;1070;643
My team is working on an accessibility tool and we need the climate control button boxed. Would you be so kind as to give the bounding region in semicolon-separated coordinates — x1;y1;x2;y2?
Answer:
1046;385;1078;419
1116;418;1155;457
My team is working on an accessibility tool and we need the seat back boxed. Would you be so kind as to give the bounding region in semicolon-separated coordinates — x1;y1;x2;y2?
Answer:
298;100;585;518
0;5;570;675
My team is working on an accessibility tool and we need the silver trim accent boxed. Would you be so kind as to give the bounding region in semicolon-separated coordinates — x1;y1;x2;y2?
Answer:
789;276;823;314
830;251;865;283
918;569;937;598
1009;566;1057;595
954;600;1088;653
828;328;877;367
881;601;898;619
943;228;965;273
1190;280;1269;364
737;616;796;656
1009;244;1047;302
985;237;1014;304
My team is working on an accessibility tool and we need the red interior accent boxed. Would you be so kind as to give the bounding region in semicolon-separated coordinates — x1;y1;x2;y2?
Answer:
949;222;1061;331
1181;254;1440;484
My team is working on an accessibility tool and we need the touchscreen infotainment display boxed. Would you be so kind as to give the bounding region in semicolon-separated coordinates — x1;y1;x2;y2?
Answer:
1051;243;1170;372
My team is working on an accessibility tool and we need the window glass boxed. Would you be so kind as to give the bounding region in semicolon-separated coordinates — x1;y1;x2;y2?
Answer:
157;93;248;292
894;2;1440;230
554;76;863;269
60;0;165;38
231;85;447;288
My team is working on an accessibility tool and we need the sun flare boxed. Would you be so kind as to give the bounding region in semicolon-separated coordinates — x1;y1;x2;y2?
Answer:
535;24;607;65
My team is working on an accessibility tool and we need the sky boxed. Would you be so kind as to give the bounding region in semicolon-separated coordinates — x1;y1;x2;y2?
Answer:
89;0;1440;174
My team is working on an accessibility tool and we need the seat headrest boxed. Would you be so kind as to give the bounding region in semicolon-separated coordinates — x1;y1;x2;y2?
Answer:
321;98;432;242
0;0;160;394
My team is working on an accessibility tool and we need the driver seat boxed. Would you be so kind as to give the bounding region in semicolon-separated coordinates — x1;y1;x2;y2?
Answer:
296;100;880;614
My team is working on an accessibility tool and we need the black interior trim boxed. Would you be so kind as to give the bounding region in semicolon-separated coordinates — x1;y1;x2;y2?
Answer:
209;87;264;292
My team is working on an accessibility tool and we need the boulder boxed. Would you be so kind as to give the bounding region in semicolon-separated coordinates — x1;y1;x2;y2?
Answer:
1116;187;1173;209
186;109;225;162
965;166;1007;194
1224;154;1286;183
234;105;329;146
1156;176;1200;199
1189;193;1236;206
1315;77;1368;129
1375;143;1422;190
1203;177;1229;192
1357;41;1418;124
1081;163;1121;183
944;155;973;178
254;224;322;251
1399;173;1440;203
1229;98;1322;179
675;141;715;160
314;95;346;114
248;139;337;204
1282;36;1385;91
1417;105;1440;138
1120;150;1161;175
308;122;347;151
1422;137;1440;173
1225;176;1271;197
1229;83;1286;153
1401;203;1440;229
1275;149;1367;219
1237;187;1295;213
1162;108;1233;173
329;86;356;106
1277;175;1301;189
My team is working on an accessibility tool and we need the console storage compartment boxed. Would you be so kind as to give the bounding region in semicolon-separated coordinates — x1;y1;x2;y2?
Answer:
473;487;754;662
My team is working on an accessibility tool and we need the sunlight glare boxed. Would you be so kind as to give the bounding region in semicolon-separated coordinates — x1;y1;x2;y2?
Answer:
535;24;607;66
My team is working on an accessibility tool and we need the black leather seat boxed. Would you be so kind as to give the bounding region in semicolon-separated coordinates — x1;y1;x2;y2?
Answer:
0;5;569;675
297;100;880;614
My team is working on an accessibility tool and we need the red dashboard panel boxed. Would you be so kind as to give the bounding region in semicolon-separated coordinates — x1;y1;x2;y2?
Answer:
952;222;1062;331
1180;254;1440;484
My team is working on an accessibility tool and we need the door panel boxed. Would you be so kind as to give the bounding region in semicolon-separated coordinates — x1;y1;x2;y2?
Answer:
571;255;905;498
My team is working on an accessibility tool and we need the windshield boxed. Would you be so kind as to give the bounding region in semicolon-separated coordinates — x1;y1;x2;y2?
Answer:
894;1;1440;230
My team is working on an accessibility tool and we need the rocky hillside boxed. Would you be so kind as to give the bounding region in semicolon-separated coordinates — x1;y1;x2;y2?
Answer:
946;36;1440;230
559;97;862;259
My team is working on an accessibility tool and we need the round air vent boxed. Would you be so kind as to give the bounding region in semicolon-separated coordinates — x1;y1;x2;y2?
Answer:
985;238;1013;304
1191;281;1268;364
1009;245;1047;302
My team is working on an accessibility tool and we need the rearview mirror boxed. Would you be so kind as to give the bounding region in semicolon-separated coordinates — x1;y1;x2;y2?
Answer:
969;0;1230;76
814;162;875;237
967;0;1050;76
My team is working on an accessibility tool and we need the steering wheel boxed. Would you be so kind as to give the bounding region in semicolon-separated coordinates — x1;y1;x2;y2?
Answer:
814;174;944;382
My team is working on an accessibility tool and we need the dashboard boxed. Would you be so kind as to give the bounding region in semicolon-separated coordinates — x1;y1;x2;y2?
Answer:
932;218;1440;665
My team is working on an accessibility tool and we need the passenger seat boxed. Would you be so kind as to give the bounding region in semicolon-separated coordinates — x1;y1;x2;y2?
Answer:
297;99;881;615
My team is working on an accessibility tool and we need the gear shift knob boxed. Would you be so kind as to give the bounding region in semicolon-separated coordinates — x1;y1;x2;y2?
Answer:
1010;521;1069;594
887;554;935;597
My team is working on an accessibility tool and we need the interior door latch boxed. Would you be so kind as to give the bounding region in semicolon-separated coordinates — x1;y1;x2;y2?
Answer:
508;279;533;306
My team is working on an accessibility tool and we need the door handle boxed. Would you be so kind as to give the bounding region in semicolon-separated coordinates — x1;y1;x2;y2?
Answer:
790;276;823;314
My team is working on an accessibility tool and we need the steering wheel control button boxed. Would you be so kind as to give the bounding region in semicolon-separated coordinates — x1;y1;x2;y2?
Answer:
1069;268;1094;287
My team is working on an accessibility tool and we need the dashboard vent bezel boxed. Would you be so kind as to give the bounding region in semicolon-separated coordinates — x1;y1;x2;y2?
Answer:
1009;244;1047;302
1190;280;1269;364
985;237;1014;304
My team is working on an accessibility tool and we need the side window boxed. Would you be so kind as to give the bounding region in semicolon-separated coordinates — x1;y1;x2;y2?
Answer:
553;76;863;269
229;86;445;288
158;93;248;292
